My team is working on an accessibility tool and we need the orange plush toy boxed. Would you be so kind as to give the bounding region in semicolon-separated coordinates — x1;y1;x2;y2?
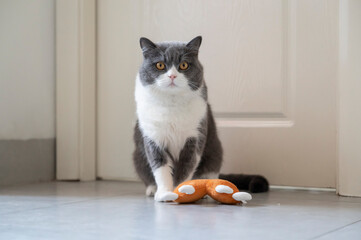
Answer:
173;179;252;205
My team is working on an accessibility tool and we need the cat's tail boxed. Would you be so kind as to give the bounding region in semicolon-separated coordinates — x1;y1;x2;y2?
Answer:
219;173;269;193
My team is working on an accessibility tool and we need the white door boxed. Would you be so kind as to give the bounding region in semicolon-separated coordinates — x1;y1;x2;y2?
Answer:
97;0;338;188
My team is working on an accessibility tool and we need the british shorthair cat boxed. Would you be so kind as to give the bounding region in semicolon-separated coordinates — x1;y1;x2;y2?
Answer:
133;36;268;202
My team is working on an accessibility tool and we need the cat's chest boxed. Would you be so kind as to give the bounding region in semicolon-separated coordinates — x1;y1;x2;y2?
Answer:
137;92;207;158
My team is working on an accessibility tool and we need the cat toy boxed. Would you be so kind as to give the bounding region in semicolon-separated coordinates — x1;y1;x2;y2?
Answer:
172;179;252;204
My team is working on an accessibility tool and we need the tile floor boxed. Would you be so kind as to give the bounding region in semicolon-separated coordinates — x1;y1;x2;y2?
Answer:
0;181;360;240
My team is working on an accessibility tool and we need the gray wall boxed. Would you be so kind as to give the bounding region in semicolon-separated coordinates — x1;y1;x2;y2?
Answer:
0;0;55;186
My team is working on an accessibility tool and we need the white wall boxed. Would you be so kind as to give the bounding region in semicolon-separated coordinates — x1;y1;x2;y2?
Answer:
0;0;55;140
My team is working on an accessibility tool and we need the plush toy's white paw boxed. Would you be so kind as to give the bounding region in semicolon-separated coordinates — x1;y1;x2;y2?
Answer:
178;185;195;195
215;185;234;194
232;192;252;204
154;191;178;202
146;185;156;197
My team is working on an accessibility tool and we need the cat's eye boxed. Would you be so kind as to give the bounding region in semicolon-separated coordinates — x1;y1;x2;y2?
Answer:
156;62;165;70
179;61;189;70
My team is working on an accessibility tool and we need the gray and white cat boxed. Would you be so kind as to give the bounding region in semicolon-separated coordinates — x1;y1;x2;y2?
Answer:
133;36;268;202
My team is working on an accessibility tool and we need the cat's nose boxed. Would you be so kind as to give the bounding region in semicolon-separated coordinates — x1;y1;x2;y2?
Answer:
168;75;177;80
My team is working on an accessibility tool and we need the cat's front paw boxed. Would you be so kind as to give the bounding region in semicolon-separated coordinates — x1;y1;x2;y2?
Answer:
146;185;157;197
154;190;178;202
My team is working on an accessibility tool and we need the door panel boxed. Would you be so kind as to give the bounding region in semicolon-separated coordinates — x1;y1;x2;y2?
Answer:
97;0;338;187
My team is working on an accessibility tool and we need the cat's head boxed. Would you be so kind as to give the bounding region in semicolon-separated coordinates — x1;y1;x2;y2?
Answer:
138;36;203;93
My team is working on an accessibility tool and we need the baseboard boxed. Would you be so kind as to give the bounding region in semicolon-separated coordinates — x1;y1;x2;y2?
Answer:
94;179;338;192
0;139;55;186
270;185;336;192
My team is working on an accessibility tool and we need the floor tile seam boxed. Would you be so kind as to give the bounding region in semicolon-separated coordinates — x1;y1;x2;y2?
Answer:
0;192;141;216
252;197;361;205
310;219;361;240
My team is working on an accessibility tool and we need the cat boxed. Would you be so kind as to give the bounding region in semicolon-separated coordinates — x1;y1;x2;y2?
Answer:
133;36;269;202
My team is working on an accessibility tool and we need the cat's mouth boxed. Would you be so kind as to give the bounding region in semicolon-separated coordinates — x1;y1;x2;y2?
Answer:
168;82;177;87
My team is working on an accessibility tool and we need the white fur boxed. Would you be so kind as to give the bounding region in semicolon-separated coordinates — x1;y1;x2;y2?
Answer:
135;72;207;159
146;185;156;196
153;163;176;202
153;163;174;191
136;69;206;202
155;192;179;202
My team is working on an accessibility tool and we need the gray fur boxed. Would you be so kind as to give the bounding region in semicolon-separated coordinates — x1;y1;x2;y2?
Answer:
143;137;167;170
193;104;223;179
133;36;269;193
133;121;155;186
200;84;208;100
139;36;203;91
172;137;198;186
196;116;207;155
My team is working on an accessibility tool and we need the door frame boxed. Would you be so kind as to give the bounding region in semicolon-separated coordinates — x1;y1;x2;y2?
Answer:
337;0;361;197
56;0;96;180
55;0;361;196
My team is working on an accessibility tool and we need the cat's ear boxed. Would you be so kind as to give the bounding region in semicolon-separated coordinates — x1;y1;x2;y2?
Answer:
139;37;157;52
186;36;202;51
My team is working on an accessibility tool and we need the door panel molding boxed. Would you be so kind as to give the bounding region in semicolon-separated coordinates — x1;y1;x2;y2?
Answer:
214;0;292;124
216;0;296;128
